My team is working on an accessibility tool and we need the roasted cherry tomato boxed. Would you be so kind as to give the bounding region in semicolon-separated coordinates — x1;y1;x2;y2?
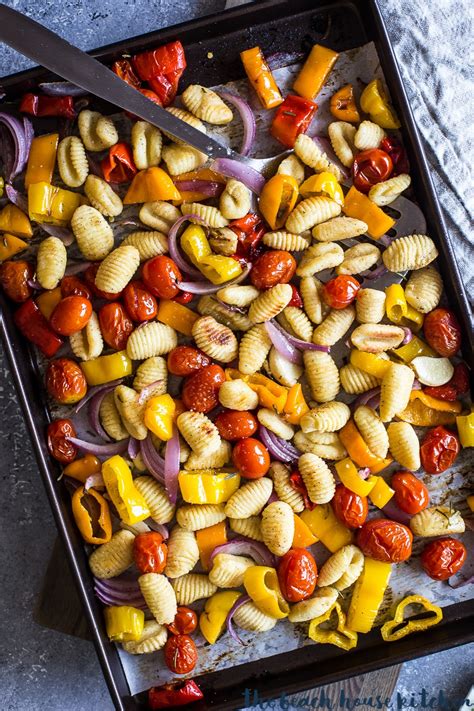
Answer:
356;518;413;563
142;255;182;299
277;548;318;602
83;263;121;301
289;470;315;510
45;358;87;405
164;634;198;675
47;418;77;463
352;148;393;193
215;410;258;441
232;437;270;479
167;607;198;636
98;302;134;351
379;135;410;176
391;471;429;514
50;295;92;336
323;275;361;309
288;284;303;308
331;484;368;528
60;275;92;300
250;250;296;289
420;425;460;474
420;537;467;581
173;291;193;305
182;364;225;413
423;308;461;357
229;212;265;261
133;531;167;574
0;260;34;303
424;362;470;402
112;58;141;88
122;280;158;322
167;346;211;377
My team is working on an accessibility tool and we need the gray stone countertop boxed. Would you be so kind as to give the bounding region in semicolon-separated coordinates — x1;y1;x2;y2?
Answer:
0;1;472;709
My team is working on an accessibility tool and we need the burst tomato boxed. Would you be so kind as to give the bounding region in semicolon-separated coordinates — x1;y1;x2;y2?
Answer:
173;290;193;305
420;537;467;581
288;284;303;307
45;358;87;404
352;148;393;193
164;635;198;675
167;346;211;377
423;308;461;357
122;280;158;322
277;548;318;602
331;484;368;528
420;425;460;474
250;250;296;289
167;607;198;636
142;255;182;299
391;471;429;514
215;410;258;441
47;418;77;463
0;260;34;302
182;364;225;412
232;438;270;479
289;470;315;510
133;531;167;574
60;275;92;300
356;518;413;563
323;275;361;309
84;263;121;300
50;295;92;336
379;135;410;175
98;302;134;350
424;362;470;402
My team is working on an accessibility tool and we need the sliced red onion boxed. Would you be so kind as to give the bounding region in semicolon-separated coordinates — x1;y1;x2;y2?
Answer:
265;321;302;365
210;537;276;566
128;437;140;460
84;472;105;490
382;499;412;525
174;179;224;197
267;491;279;504
94;576;140;592
140;434;165;484
266;51;305;70
137;380;166;404
0;112;31;180
94;588;147;609
65;261;92;276
89;386;120;442
266;429;300;459
362;264;388;281
167;214;208;279
378;234;394;247
27;278;42;290
75;381;122;414
401;327;413;345
353;387;381;409
216;91;256;157
67;436;129;457
226;594;251;646
210;158;265;195
145;520;169;540
5;184;28;211
40;223;75;245
448;574;474;589
23;117;34;156
259;425;298;464
164;426;180;504
178;263;251;295
271;320;330;353
358;467;371;480
39;81;88;97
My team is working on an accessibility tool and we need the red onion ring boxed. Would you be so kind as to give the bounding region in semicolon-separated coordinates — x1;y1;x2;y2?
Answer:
401;327;413;345
378;234;394;247
140;434;165;484
259;425;299;464
137;380;166;404
0;112;32;180
94;588;147;609
145;520;169;540
84;473;105;491
216;91;256;157
167;214;208;279
226;594;251;646
94;575;140;592
270;320;330;353
174;179;224;197
40;223;75;245
178;263;251;295
353;387;381;409
89;387;120;442
128;437;140;460
75;381;122;414
265;321;302;365
39;81;88;97
164;426;180;504
210;537;276;567
358;467;371;480
5;184;28;211
210;158;265;195
66;436;129;457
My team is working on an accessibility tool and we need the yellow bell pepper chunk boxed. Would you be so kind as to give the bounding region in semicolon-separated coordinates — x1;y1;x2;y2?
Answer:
123;167;180;204
199;591;241;644
104;605;145;643
308;602;358;650
347;557;392;633
0;233;27;261
178;469;240;504
283;383;310;425
410;391;462;414
466;494;474;512
243;566;289;619
350;350;391;378
198;254;242;285
180;224;211;265
102;455;150;525
144;394;176;441
0;204;33;238
367;475;395;508
28;181;82;226
335;458;377;497
196;521;227;570
259;174;299;230
292;513;318;548
36;287;62;320
293;44;339;100
360;79;401;130
380;595;442;642
385;284;407;323
343;185;395;239
225;369;289;413
392;336;435;362
300;505;352;552
240;46;283;109
156;299;199;336
299;171;344;206
80;351;133;386
456;412;474;448
25;133;59;188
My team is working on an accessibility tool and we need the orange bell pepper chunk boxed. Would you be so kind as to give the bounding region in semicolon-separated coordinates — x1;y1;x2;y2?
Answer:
330;84;360;123
259;174;299;230
283;383;310;425
292;513;318;548
0;204;33;238
293;44;339;100
25;133;59;188
0;233;28;261
156;299;199;336
124;167;180;204
342;185;395;239
196;521;227;571
240;46;283;109
339;420;392;474
36;287;62;320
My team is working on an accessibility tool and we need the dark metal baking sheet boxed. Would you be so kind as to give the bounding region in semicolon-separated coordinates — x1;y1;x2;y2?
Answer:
0;1;472;709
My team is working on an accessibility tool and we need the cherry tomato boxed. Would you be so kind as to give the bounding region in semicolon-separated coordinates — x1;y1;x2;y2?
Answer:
122;280;158;322
424;362;470;402
142;256;182;299
420;425;460;474
323;275;361;309
423;308;461;357
164;634;198;675
391;471;429;514
420;537;467;581
182;364;225;413
50;295;92;336
167;346;211;377
167;607;198;636
380;135;410;176
60;275;92;300
250;250;296;289
277;548;318;602
232;438;270;479
356;518;413;563
98;302;134;350
289;470;315;510
288;284;303;308
352;148;393;193
230;212;265;261
331;484;368;528
83;263;121;300
45;358;87;405
0;260;34;303
47;418;77;463
215;410;258;441
173;291;193;305
133;531;167;574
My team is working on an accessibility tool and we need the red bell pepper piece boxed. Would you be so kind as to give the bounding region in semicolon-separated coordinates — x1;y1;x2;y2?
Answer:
290;470;316;510
148;680;203;709
101;142;137;183
111;59;141;89
19;93;75;119
270;94;317;148
173;291;194;305
229;212;265;261
14;298;63;357
133;41;186;107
